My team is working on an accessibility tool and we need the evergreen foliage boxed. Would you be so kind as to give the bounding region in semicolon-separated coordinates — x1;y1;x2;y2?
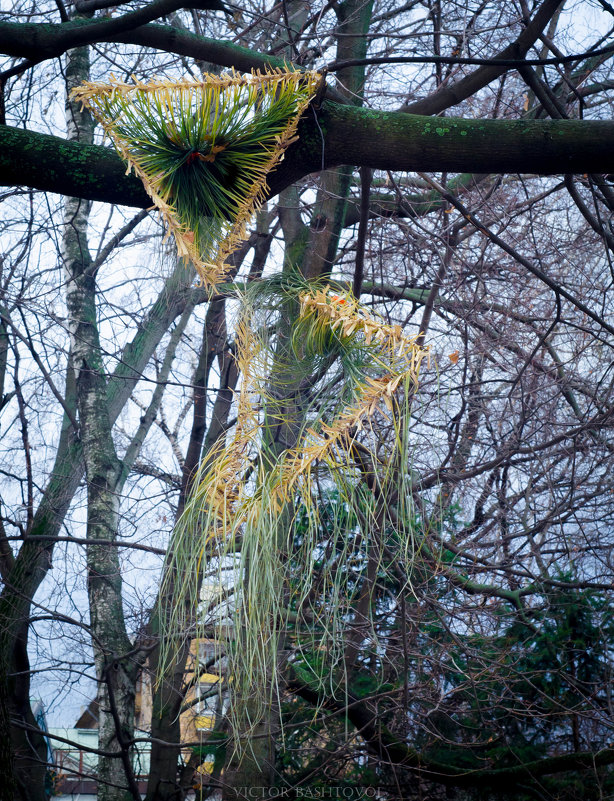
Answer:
71;70;320;284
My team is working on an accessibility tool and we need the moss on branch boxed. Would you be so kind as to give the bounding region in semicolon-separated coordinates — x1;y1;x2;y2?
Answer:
2;107;614;208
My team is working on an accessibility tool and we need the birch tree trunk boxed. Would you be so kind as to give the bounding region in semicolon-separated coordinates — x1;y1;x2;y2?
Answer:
64;41;139;801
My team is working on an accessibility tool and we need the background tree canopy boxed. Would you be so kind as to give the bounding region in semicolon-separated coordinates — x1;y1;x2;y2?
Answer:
1;1;613;800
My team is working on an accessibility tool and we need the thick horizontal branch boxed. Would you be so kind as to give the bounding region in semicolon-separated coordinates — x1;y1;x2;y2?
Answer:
0;0;226;62
303;104;614;177
1;109;613;207
0;124;150;206
110;24;290;74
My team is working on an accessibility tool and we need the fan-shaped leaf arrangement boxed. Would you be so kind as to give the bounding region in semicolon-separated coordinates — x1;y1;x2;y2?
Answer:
71;70;321;285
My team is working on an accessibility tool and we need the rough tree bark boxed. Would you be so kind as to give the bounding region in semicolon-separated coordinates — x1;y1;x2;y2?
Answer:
63;40;141;801
2;112;613;210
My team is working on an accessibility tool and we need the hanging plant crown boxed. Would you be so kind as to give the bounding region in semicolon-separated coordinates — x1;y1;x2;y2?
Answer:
71;69;321;285
159;277;430;741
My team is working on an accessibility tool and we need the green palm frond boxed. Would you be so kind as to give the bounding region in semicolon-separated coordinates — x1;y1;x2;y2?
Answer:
71;70;321;285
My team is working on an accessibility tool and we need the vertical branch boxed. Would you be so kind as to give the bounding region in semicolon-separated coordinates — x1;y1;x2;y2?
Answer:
302;0;374;280
146;244;249;801
176;298;226;518
352;166;372;299
11;336;34;529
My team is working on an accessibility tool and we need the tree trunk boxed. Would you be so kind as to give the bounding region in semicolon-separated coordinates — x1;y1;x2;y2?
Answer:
220;3;374;796
5;621;48;801
147;277;242;801
64;41;139;801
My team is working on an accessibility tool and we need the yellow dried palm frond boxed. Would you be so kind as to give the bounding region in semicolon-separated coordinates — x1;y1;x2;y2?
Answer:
157;281;430;742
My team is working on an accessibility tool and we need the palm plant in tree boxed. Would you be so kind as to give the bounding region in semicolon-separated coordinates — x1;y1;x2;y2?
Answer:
71;69;320;285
